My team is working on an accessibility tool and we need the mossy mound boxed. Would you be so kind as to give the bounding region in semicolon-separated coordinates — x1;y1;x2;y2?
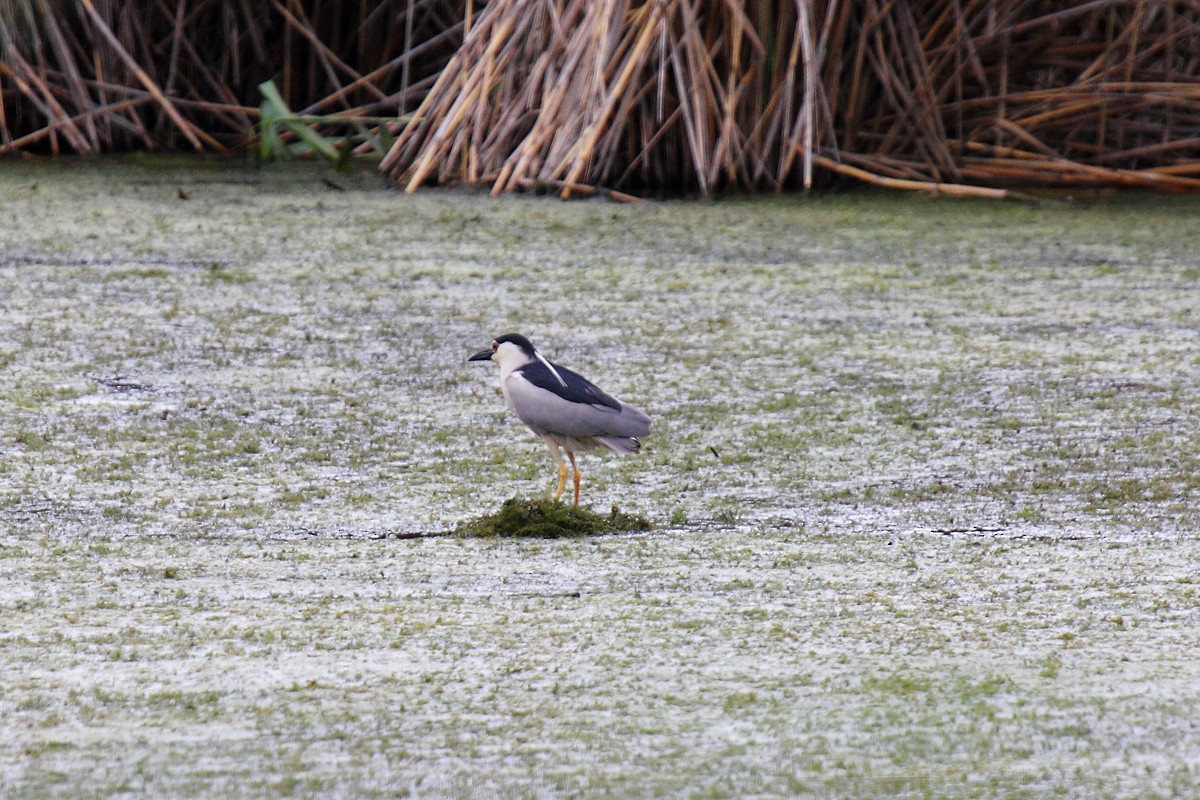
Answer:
456;497;651;539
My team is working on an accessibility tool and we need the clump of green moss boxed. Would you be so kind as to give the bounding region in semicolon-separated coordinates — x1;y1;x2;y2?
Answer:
455;497;651;538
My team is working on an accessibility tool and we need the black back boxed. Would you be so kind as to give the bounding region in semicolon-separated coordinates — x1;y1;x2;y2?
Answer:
517;358;622;411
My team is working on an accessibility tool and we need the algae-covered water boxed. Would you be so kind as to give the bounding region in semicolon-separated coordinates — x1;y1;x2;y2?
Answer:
2;157;1200;798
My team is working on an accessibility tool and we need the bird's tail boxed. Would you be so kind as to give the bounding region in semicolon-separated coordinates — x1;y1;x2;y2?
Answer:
597;436;641;454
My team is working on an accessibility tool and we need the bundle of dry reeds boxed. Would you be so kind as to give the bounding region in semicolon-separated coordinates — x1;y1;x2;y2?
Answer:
381;0;1200;197
0;0;466;155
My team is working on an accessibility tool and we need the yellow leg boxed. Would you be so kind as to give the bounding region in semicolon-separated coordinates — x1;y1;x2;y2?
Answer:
554;461;568;502
567;450;581;506
544;439;568;502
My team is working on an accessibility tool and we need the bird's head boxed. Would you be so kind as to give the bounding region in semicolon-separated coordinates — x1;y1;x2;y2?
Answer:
468;333;538;369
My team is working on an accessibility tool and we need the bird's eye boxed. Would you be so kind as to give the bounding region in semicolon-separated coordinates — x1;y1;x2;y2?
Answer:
491;341;498;351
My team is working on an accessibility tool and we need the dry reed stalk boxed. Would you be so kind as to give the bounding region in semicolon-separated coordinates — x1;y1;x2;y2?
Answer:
78;0;208;150
273;0;389;109
512;175;641;203
810;151;1010;198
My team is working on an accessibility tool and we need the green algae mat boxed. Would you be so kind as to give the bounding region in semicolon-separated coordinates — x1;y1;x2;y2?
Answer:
455;497;652;538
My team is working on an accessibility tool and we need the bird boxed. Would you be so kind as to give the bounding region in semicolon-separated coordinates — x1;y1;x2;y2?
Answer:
469;333;651;505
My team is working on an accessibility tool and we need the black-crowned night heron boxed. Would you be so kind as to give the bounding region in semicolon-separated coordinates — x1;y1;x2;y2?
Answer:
469;333;651;505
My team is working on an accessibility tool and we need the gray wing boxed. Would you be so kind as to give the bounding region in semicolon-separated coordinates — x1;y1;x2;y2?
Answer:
505;370;650;439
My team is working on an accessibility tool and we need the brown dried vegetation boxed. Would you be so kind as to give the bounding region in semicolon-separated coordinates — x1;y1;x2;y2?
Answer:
3;1;1200;196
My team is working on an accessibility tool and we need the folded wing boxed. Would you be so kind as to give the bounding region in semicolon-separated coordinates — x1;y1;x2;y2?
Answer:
506;360;651;440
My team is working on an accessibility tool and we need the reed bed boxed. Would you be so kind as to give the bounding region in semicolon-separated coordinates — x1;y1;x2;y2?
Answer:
383;0;1200;196
3;1;1200;196
0;0;466;155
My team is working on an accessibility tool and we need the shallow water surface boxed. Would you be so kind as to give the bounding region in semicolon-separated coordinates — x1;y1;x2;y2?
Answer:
1;159;1199;798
